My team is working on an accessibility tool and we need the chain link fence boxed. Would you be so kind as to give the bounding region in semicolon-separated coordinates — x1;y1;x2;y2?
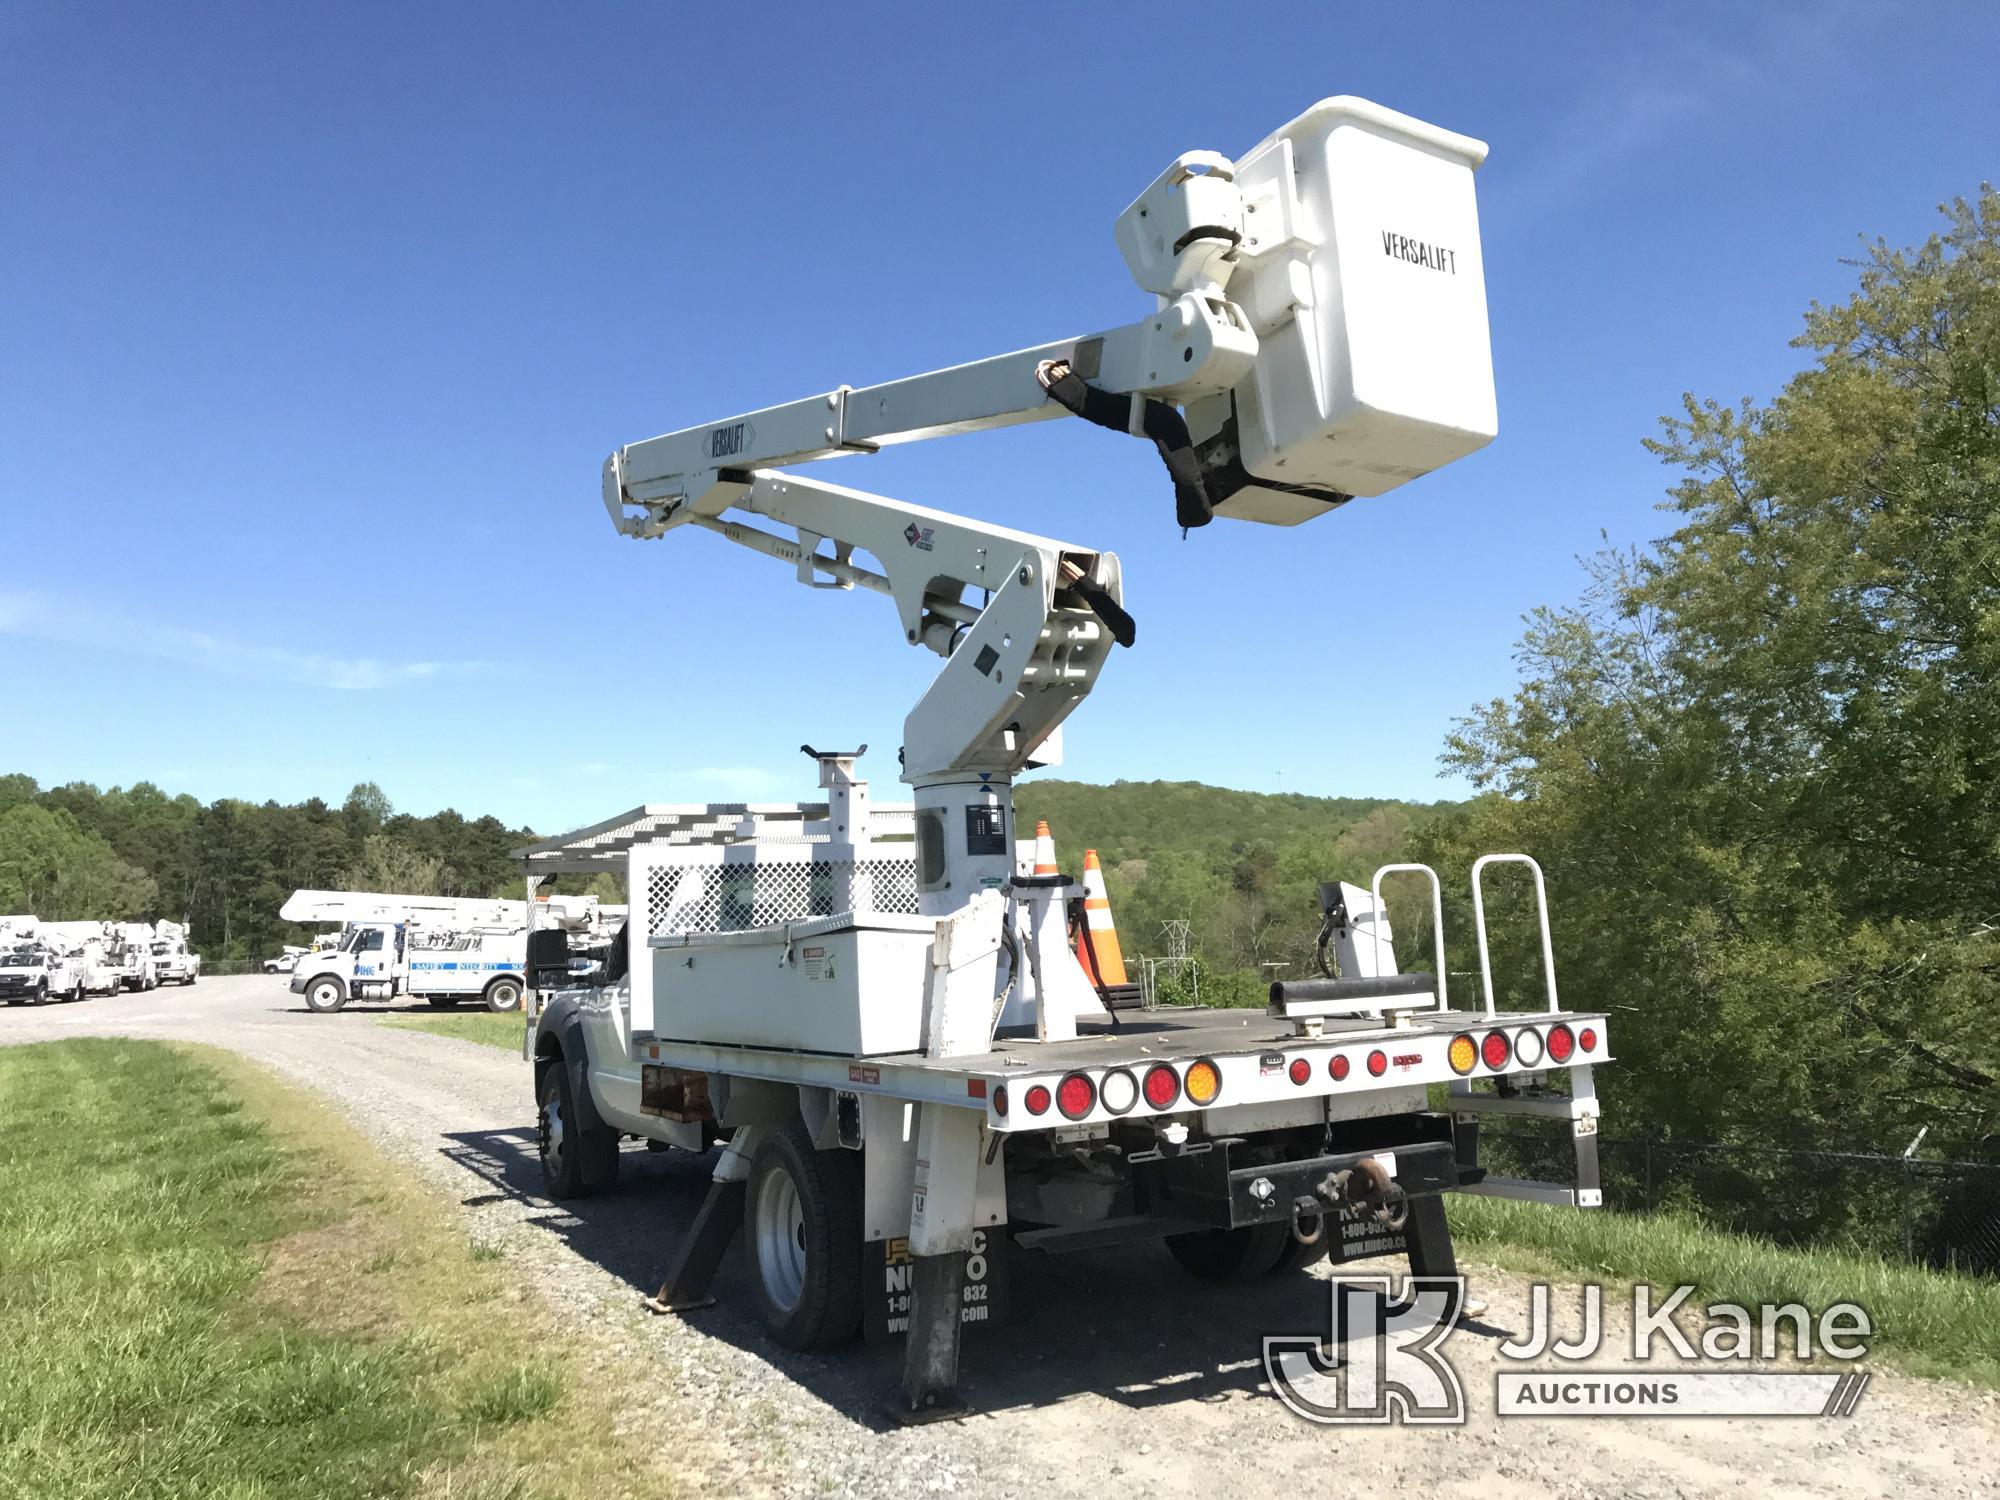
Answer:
1478;1126;2000;1276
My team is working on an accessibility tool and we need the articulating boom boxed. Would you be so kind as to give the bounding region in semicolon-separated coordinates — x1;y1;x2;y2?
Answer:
599;94;1498;916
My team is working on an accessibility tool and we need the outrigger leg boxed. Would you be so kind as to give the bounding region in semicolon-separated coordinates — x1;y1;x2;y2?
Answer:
644;1125;766;1314
892;1104;984;1421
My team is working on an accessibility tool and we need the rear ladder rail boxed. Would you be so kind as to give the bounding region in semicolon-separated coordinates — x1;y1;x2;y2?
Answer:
1456;853;1602;1208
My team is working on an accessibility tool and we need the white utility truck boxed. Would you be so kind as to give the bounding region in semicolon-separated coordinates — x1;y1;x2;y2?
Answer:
524;95;1609;1418
150;920;201;986
107;921;159;991
37;922;128;998
283;890;622;1014
0;935;86;1004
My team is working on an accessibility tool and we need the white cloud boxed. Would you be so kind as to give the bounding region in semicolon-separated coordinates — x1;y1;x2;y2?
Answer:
0;590;494;691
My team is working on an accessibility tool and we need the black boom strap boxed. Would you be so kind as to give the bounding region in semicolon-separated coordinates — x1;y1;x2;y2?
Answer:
1036;361;1354;532
1036;360;1214;530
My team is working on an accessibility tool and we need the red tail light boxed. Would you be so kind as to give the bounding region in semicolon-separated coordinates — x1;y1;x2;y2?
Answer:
1366;1049;1388;1077
1547;1024;1575;1063
1142;1064;1181;1109
993;1084;1009;1117
1481;1030;1512;1069
1024;1084;1052;1115
1328;1053;1350;1082
1580;1027;1599;1054
1056;1072;1096;1120
1287;1057;1311;1085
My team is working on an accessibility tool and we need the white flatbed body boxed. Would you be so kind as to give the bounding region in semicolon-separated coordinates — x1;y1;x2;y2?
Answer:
579;996;1606;1156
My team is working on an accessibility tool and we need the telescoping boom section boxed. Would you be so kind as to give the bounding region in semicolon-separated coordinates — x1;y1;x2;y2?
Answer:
530;95;1605;1418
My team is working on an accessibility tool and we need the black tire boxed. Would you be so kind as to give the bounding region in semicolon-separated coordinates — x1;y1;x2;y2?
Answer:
744;1122;863;1351
426;996;460;1009
536;1058;616;1198
1164;1222;1292;1282
32;983;48;1006
483;977;523;1013
303;975;348;1013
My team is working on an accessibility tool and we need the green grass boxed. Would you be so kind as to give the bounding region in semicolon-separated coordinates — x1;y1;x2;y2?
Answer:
1448;1193;2000;1387
0;1038;679;1500
381;1010;525;1050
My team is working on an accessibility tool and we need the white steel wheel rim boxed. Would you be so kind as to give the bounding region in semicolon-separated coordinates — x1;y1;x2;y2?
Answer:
312;981;338;1007
753;1169;808;1314
491;981;520;1010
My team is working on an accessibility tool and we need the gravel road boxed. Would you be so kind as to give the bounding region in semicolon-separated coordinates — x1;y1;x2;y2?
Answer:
7;975;1997;1499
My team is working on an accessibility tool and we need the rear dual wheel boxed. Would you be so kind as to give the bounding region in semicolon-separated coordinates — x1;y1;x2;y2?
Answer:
1165;1222;1294;1281
745;1122;863;1351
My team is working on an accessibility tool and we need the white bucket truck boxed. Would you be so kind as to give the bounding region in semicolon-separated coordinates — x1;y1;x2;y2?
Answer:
524;96;1610;1417
150;921;201;985
0;919;87;1005
280;889;621;1014
107;922;159;991
29;921;124;999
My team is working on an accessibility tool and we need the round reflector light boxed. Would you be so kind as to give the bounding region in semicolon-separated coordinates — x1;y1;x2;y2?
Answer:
1366;1049;1388;1078
1056;1072;1096;1120
1024;1084;1052;1116
993;1084;1009;1117
1547;1024;1575;1063
1580;1026;1599;1054
1142;1064;1181;1109
1447;1034;1477;1075
1287;1057;1311;1086
1328;1053;1350;1082
1514;1028;1545;1067
1099;1068;1138;1115
1482;1030;1512;1069
1184;1059;1222;1105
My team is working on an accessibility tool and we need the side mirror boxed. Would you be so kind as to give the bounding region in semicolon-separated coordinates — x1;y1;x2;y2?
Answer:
526;929;570;987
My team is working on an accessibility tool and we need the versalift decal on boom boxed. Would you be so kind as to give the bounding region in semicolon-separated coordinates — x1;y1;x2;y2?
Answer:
1382;229;1457;274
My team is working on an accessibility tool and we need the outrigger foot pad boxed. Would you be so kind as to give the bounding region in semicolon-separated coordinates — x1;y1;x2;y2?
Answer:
646;1177;747;1314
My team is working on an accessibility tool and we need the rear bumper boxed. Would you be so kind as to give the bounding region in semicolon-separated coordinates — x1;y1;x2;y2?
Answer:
1141;1122;1461;1231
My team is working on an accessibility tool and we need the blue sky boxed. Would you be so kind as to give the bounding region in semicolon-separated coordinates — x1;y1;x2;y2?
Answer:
4;2;1996;834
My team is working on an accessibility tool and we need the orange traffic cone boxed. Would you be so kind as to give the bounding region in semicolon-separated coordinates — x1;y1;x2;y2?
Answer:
1032;820;1059;876
1080;849;1128;986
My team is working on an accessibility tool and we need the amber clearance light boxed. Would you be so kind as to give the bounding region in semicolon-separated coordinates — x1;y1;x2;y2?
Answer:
1448;1034;1478;1076
1184;1058;1222;1106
